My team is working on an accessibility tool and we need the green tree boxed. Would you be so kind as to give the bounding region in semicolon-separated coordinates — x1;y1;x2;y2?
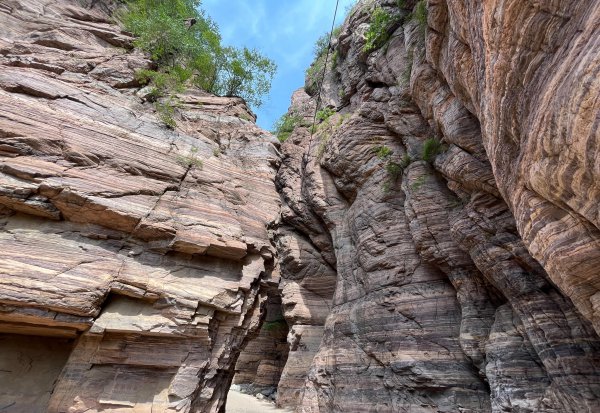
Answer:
118;0;276;123
214;47;277;108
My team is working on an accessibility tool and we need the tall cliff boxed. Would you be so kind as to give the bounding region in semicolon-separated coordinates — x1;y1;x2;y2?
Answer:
274;0;600;412
1;0;600;413
0;1;281;412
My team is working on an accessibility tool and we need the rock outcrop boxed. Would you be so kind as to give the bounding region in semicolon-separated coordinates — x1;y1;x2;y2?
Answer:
1;0;600;412
275;0;600;412
0;1;281;412
233;292;289;399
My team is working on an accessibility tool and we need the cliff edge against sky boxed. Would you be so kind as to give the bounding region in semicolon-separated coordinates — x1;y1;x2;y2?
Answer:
0;0;599;412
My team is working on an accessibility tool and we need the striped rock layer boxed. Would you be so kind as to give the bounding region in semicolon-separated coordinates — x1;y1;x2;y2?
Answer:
274;0;600;412
0;1;280;412
1;0;600;413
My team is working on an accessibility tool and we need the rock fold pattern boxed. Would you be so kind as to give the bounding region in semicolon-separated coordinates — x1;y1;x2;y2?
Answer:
274;0;600;412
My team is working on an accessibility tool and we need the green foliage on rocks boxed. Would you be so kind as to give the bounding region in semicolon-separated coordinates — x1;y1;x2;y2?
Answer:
374;145;412;192
422;138;444;162
317;107;336;122
363;6;395;52
273;112;305;143
177;146;203;169
305;32;331;94
313;32;331;59
155;98;178;129
375;145;393;159
119;0;276;126
385;161;403;180
413;0;428;31
399;153;412;169
305;24;345;94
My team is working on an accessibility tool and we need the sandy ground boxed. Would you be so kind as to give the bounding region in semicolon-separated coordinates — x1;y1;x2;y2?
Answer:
225;390;293;413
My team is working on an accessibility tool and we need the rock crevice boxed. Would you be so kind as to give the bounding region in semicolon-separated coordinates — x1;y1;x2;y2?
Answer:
273;0;600;412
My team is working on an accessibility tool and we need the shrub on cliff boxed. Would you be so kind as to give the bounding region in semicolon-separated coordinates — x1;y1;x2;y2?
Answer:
363;6;395;52
422;138;444;162
119;0;276;115
305;25;342;94
272;112;305;143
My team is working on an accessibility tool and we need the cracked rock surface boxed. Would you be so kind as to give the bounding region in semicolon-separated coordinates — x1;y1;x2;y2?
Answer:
274;0;600;412
0;1;281;412
1;0;600;412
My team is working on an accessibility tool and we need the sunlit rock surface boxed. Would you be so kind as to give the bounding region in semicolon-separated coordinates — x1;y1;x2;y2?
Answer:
0;1;281;412
1;0;600;412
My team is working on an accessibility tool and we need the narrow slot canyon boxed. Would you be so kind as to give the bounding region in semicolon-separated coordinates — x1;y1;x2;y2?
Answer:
230;294;290;400
0;0;599;412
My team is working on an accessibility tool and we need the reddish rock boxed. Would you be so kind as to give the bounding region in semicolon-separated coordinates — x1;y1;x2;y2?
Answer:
275;0;600;412
0;1;280;412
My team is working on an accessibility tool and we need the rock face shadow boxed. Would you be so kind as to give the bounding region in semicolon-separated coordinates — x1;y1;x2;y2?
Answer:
0;334;74;412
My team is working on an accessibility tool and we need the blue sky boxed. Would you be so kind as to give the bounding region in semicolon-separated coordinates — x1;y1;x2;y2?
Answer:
202;0;355;131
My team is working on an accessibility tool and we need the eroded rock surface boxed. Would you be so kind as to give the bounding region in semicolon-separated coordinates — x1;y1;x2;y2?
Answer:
2;0;600;412
275;0;600;412
0;1;280;412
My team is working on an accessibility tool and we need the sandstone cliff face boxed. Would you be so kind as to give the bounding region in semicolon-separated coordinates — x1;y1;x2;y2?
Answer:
2;0;600;412
275;0;600;412
0;1;281;412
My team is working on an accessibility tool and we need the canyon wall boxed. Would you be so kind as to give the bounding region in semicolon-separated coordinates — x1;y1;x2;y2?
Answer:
1;0;599;412
0;1;281;412
275;0;600;412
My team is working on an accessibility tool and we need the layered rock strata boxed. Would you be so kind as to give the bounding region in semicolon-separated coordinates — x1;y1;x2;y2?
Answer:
275;0;600;412
1;0;600;412
0;1;281;412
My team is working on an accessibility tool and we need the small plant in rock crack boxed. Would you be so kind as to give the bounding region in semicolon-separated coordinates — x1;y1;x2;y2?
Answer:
375;144;393;159
317;107;336;122
375;145;412;192
155;99;179;129
448;196;467;209
385;160;403;180
422;138;446;163
177;146;203;169
399;153;412;169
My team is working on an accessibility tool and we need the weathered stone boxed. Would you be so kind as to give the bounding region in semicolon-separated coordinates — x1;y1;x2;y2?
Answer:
0;1;280;412
274;0;600;411
2;0;600;412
